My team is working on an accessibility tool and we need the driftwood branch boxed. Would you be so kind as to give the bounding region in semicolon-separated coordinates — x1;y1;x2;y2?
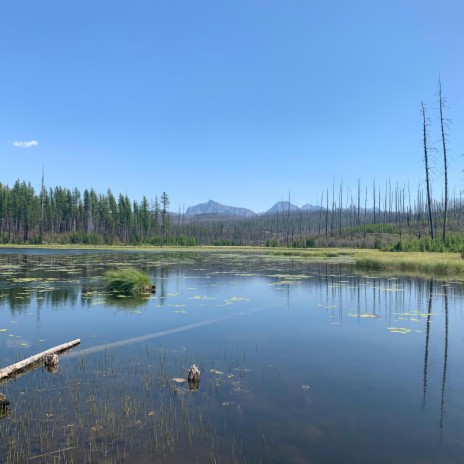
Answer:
0;339;80;381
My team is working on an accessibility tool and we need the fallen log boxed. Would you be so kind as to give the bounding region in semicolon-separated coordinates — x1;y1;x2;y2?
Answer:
0;339;80;381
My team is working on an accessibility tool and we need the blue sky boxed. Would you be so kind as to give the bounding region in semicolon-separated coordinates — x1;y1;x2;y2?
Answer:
1;0;463;213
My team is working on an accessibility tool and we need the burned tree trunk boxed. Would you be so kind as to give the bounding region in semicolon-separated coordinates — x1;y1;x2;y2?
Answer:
421;101;434;240
438;77;449;242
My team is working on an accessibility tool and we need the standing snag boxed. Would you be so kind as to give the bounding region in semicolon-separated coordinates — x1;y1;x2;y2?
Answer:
44;353;59;372
188;364;201;383
0;393;10;419
438;76;449;242
0;393;10;408
421;101;434;240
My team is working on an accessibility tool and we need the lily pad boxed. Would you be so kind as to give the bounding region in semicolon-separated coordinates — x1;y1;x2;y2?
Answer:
387;327;411;334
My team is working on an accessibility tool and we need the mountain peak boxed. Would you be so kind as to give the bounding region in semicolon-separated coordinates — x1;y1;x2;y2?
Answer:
185;200;256;218
265;201;300;214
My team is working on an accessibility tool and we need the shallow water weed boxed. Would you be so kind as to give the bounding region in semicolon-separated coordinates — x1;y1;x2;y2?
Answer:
0;346;247;463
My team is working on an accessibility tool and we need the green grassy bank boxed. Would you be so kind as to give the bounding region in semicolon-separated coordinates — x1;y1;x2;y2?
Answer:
354;250;464;276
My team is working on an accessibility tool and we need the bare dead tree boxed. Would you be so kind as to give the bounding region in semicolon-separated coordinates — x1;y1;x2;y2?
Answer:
286;192;291;246
378;187;381;232
338;179;343;236
407;182;411;231
331;181;335;235
325;188;329;236
40;166;46;243
373;179;376;225
363;185;367;239
438;76;449;241
421;101;435;240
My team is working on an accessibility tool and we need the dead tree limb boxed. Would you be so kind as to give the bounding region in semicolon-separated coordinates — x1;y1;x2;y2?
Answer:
0;339;80;381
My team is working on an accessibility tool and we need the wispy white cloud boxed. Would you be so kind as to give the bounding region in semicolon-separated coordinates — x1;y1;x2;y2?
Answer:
13;140;39;148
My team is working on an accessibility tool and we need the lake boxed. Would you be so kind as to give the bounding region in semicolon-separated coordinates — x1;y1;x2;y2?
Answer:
0;249;463;463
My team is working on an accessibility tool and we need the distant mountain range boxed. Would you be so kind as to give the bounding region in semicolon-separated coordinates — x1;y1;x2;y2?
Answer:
266;201;323;214
185;200;256;218
185;200;323;217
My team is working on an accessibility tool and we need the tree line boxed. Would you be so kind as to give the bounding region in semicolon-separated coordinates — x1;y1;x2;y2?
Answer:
174;180;464;251
1;176;463;250
0;180;193;245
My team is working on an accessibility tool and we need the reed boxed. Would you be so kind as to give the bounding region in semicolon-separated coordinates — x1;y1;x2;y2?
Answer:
0;344;247;463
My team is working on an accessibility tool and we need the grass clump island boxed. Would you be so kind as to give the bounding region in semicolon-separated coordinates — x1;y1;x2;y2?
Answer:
104;267;155;296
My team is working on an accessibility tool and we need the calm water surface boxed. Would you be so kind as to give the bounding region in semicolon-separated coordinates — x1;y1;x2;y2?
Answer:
0;249;463;463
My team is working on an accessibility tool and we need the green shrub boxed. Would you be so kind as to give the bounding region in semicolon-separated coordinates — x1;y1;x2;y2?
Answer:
266;237;279;247
306;237;317;248
393;241;404;252
374;238;382;250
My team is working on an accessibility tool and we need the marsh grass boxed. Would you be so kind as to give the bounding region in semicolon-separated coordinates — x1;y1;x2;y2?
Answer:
0;345;251;463
265;247;464;277
104;268;153;296
354;250;464;277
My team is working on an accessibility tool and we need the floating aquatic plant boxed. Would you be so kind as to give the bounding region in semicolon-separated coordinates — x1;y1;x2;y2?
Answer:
104;268;154;296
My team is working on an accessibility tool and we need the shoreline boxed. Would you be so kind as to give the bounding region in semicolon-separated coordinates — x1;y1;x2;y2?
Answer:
0;244;463;278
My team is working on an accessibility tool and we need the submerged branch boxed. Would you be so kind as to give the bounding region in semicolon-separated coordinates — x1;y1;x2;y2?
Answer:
0;339;81;382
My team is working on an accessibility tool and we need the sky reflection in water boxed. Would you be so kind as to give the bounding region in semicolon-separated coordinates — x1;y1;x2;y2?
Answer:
0;249;464;463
